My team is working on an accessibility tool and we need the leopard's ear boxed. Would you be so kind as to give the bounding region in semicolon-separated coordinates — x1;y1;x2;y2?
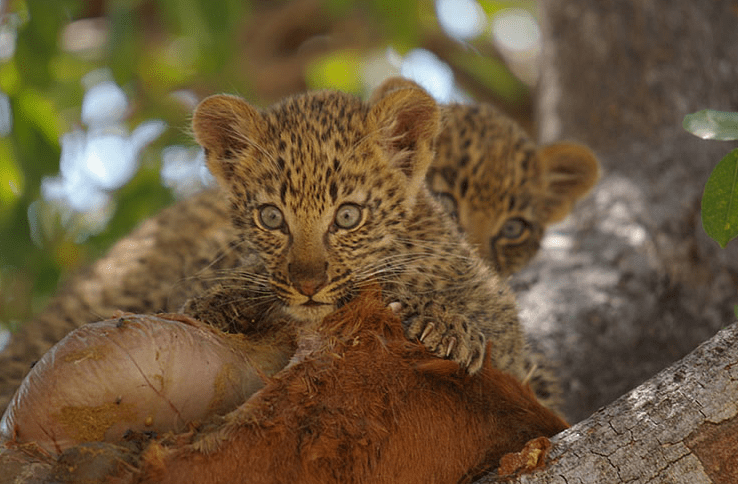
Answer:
538;142;601;223
192;94;266;184
368;76;426;103
368;79;440;192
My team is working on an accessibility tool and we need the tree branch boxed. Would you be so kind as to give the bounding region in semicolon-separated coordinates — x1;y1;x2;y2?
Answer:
475;321;738;483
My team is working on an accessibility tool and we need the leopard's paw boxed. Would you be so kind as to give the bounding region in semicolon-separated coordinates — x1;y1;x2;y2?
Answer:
404;303;485;373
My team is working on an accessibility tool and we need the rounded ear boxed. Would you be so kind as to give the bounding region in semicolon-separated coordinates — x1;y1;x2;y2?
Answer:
368;76;426;104
538;142;601;222
192;95;266;183
367;82;440;183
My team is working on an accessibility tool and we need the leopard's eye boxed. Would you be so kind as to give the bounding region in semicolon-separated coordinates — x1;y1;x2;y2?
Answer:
334;203;362;230
498;217;529;241
258;205;284;230
435;192;458;217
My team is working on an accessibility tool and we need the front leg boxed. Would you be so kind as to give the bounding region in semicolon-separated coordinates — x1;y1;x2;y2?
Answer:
182;284;281;336
401;300;486;374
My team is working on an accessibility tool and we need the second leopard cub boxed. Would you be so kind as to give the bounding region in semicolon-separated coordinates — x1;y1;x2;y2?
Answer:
429;104;599;276
185;79;524;376
374;77;600;277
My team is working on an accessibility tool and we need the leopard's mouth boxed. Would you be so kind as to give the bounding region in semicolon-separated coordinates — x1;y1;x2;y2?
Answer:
284;299;335;323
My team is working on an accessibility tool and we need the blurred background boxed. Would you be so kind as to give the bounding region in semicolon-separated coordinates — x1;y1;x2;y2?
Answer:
0;0;541;332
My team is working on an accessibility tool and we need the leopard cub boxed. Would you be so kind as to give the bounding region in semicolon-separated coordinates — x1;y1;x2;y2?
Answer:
428;103;599;276
184;78;526;378
372;77;599;277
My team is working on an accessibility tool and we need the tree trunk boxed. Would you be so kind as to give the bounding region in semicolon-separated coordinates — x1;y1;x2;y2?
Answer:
482;1;738;480
515;0;738;423
476;321;738;483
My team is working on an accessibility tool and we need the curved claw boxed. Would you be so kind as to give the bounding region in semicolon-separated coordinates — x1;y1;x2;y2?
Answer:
445;336;457;357
420;322;435;342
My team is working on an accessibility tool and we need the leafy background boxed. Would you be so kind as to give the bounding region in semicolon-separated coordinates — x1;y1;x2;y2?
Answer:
0;0;538;329
682;109;738;249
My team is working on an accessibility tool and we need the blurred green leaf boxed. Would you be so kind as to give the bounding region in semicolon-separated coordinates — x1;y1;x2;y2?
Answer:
9;93;61;189
106;4;141;84
17;89;63;147
0;61;21;95
306;50;363;93
453;52;528;103
15;0;74;89
684;109;738;141
371;0;420;50
478;0;538;18
477;0;511;16
50;55;96;85
701;148;738;248
0;139;24;213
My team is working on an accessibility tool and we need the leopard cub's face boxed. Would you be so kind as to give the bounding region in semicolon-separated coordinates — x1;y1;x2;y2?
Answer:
427;104;599;276
192;84;440;322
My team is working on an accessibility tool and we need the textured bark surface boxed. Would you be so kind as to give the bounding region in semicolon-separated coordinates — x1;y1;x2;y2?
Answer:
476;321;738;483
517;0;738;423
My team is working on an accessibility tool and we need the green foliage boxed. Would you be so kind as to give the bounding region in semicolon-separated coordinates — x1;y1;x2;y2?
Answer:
0;0;534;329
306;50;363;94
683;110;738;248
452;51;528;103
683;109;738;141
700;149;738;248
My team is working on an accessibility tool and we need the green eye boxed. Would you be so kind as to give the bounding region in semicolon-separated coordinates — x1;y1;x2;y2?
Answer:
334;203;362;229
258;205;284;230
499;217;529;241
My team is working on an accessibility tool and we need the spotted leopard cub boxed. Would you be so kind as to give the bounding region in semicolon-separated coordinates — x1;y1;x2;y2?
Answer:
184;80;526;377
372;77;599;277
429;104;599;277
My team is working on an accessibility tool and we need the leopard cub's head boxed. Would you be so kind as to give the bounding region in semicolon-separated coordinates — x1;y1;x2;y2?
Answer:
427;103;600;276
192;81;440;322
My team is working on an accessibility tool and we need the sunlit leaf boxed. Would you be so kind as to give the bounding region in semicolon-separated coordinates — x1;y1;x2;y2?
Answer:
478;0;513;16
306;50;363;93
49;55;95;85
0;139;23;213
478;0;537;17
701;148;738;248
683;109;738;141
0;61;21;95
17;89;63;147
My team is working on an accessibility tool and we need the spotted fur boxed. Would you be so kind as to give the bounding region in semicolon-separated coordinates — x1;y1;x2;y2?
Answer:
428;104;599;276
184;82;525;378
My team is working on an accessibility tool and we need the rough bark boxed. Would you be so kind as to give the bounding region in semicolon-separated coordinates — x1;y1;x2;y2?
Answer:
517;0;738;423
475;320;738;484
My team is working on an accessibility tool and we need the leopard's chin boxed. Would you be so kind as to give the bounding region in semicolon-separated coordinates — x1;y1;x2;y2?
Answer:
284;302;336;323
